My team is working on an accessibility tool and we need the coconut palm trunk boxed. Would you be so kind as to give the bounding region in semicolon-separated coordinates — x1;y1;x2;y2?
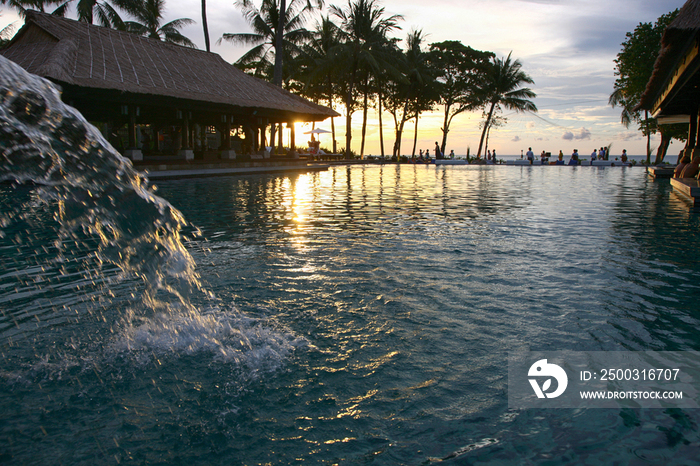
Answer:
378;90;385;157
360;74;369;157
202;0;210;51
326;77;337;153
273;0;287;87
476;52;536;158
344;70;355;158
477;102;496;158
412;112;419;156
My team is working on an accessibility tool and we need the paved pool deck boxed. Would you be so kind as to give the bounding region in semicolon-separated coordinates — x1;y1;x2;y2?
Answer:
141;162;332;180
134;158;338;180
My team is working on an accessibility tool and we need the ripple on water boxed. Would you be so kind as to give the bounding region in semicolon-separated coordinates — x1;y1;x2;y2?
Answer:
3;164;700;464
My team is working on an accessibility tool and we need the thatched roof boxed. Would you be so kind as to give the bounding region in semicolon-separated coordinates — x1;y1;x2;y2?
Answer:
638;0;700;117
1;10;338;121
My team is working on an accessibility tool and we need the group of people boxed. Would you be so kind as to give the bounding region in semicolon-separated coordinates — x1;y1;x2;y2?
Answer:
418;142;456;160
415;142;498;162
523;146;629;165
590;147;608;161
589;147;627;163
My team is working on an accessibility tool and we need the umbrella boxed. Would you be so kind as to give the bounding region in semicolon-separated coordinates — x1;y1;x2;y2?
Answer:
303;128;332;150
304;128;330;141
303;128;332;135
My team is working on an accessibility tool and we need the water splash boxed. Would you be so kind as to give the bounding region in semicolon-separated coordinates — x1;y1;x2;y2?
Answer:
0;55;301;371
109;306;309;375
0;55;197;305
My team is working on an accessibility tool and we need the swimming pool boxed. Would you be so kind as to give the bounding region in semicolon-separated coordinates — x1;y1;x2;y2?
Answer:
3;51;700;464
3;160;700;464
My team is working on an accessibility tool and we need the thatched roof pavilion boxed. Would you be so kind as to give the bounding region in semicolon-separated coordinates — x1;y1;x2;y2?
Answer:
638;0;700;200
639;0;700;121
638;0;700;184
1;10;338;160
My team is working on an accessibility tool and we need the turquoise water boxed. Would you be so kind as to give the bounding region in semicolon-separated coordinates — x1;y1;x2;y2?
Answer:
3;162;700;464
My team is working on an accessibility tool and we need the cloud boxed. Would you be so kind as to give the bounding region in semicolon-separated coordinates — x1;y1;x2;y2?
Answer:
576;128;592;140
562;127;591;140
618;131;642;141
512;135;521;142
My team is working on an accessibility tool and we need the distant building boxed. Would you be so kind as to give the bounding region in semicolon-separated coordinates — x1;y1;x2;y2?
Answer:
1;10;338;160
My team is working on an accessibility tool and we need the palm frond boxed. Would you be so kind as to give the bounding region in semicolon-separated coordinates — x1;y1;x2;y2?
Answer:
50;1;70;17
161;17;194;30
219;32;265;46
161;28;196;47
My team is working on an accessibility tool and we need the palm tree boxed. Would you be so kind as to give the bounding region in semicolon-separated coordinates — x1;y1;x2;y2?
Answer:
272;0;322;87
221;0;314;83
371;38;401;157
119;0;196;47
476;52;537;158
403;30;437;156
330;0;402;157
75;0;125;27
296;15;343;152
10;0;126;28
384;29;437;157
1;0;64;17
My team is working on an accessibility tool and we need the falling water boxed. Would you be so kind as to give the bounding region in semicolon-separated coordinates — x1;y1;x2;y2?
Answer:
0;54;303;377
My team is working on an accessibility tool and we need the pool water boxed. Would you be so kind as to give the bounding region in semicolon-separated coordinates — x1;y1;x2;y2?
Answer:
3;163;700;465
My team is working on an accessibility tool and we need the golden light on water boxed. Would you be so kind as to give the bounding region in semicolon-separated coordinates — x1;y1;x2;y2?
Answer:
291;173;313;225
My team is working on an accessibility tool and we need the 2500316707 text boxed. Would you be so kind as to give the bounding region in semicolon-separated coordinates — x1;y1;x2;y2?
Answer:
583;369;681;381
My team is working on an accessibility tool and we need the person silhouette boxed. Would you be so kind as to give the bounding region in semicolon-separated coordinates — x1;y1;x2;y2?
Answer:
526;147;534;164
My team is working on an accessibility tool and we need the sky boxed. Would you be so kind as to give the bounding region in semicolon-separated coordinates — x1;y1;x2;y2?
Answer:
0;0;688;156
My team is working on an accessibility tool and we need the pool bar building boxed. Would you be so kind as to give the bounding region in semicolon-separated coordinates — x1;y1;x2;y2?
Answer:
0;10;338;161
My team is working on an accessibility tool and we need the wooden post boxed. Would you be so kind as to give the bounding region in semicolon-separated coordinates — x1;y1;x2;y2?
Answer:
269;122;276;154
278;123;283;152
290;123;296;150
683;105;697;163
183;112;190;149
128;108;137;149
693;109;700;162
682;108;700;177
178;111;194;160
677;106;700;178
220;116;236;160
124;105;143;161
